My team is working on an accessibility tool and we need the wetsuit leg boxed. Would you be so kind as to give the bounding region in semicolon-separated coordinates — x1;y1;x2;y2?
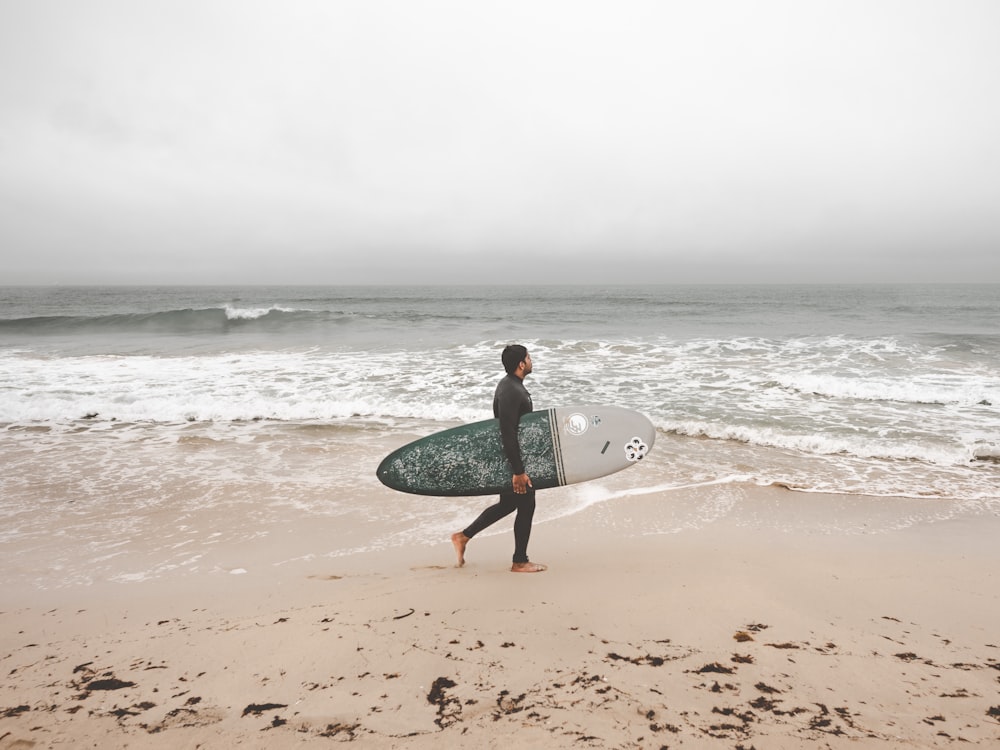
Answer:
463;491;517;539
463;487;536;564
511;487;536;564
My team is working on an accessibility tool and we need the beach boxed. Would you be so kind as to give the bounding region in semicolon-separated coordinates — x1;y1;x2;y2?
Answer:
3;484;998;749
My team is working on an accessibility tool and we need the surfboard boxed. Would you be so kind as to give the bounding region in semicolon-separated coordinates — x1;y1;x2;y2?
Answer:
376;405;655;496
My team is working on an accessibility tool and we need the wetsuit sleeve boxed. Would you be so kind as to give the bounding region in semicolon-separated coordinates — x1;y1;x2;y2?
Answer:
495;380;528;476
498;401;525;476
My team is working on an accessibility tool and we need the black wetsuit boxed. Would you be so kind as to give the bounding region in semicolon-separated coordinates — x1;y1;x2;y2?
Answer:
461;373;536;563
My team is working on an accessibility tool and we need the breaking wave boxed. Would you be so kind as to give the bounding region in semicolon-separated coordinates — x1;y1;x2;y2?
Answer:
0;306;328;334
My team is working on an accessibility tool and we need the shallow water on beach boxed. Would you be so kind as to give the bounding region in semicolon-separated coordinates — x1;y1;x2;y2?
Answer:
2;284;998;589
2;418;997;592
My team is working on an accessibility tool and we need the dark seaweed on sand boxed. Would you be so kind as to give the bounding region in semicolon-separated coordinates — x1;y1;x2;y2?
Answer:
242;702;288;717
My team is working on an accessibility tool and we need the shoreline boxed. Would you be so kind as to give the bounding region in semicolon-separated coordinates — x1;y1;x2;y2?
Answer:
2;485;999;748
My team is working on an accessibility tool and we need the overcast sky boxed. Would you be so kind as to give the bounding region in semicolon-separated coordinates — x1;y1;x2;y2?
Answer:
2;1;999;285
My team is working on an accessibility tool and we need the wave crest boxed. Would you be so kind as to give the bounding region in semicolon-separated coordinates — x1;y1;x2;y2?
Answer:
0;306;324;334
223;305;297;321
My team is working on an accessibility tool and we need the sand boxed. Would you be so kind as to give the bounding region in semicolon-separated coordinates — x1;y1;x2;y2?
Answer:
2;485;998;749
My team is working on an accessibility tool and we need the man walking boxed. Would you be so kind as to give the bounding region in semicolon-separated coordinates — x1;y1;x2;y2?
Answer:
452;345;547;573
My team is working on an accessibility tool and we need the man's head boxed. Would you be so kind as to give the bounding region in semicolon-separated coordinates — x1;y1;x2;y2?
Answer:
502;344;532;378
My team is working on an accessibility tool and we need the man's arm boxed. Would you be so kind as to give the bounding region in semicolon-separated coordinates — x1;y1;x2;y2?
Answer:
498;404;525;476
496;382;532;492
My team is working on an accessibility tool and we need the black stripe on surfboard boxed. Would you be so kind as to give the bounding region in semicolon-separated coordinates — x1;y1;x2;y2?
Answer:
547;408;566;486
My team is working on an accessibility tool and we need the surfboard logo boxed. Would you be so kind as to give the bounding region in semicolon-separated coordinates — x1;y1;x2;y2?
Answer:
624;437;648;462
564;413;589;436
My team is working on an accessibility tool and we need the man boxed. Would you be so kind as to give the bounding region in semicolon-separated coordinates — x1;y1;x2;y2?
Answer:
451;344;547;573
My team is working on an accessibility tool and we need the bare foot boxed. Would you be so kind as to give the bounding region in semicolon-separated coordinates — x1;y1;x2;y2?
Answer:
511;561;547;573
451;532;469;567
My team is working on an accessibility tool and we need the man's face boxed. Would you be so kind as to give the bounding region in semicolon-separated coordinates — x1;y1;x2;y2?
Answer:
522;352;533;376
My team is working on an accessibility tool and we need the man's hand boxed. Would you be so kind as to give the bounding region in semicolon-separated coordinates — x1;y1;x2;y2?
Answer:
512;473;533;494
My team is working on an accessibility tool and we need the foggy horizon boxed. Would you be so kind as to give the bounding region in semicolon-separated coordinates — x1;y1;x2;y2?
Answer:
2;1;999;286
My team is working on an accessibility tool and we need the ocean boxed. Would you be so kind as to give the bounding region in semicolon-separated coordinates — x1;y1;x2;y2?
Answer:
2;284;998;589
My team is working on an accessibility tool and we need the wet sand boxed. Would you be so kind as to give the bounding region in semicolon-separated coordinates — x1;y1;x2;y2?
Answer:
2;485;998;748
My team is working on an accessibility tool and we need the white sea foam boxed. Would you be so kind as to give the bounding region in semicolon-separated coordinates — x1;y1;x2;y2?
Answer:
776;371;995;406
223;304;297;320
2;329;997;501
